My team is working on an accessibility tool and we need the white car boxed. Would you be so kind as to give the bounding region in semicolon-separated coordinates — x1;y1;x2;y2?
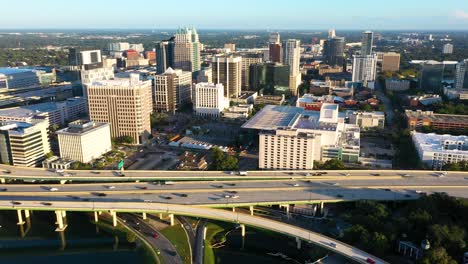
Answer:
107;186;116;189
55;169;64;173
293;183;300;187
49;187;59;192
231;195;239;199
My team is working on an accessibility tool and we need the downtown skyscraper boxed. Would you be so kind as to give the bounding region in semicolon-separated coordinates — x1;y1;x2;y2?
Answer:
361;31;374;56
173;27;201;72
283;39;301;96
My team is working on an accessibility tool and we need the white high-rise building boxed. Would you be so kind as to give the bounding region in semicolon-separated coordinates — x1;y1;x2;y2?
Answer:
283;39;301;95
242;104;361;170
193;83;229;118
269;32;281;44
0;119;50;167
173;27;201;72
412;132;468;169
154;68;192;113
57;120;112;163
455;59;468;89
328;29;336;38
443;43;454;54
85;74;152;144
352;54;378;83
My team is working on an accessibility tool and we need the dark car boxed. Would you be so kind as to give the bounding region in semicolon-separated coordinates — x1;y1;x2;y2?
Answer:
3;170;11;174
11;201;21;205
336;194;344;198
96;192;107;197
41;202;53;206
180;194;188;197
138;186;148;190
152;233;159;238
0;188;7;192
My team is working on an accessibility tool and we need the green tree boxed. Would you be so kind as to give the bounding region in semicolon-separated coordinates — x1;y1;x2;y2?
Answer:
429;224;466;252
421;247;457;264
209;147;239;171
359;104;373;112
443;161;468;171
316;159;346;170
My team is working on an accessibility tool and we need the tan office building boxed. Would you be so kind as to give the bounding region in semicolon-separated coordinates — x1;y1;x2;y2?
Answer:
154;68;192;113
173;27;201;72
377;52;400;72
212;55;242;98
85;74;152;144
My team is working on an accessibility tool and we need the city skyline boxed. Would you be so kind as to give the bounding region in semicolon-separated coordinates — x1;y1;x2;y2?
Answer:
1;0;468;30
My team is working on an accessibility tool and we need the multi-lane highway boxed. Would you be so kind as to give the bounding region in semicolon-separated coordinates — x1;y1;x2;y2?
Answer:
0;200;388;264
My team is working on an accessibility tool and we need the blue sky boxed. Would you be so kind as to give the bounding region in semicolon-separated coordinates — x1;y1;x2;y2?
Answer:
1;0;468;30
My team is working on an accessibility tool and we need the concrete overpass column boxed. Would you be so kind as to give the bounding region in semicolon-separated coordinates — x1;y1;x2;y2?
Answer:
249;206;254;216
60;180;67;185
232;207;236;212
240;224;245;237
55;210;66;231
94;211;99;223
318;202;324;214
24;210;30;218
62;211;66;218
296;237;301;249
159;213;163;220
0;178;5;184
17;210;25;225
169;214;174;226
110;211;117;227
281;204;290;214
203;226;207;240
142;212;147;220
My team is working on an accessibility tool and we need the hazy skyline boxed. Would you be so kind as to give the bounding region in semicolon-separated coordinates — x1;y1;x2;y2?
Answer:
1;0;468;30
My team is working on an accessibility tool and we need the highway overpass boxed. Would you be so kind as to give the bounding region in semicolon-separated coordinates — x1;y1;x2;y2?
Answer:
0;200;388;264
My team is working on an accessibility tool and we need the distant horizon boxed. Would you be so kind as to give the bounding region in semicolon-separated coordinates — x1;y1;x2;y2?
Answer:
2;0;467;31
1;28;468;33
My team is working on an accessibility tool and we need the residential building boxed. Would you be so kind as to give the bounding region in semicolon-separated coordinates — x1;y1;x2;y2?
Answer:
444;88;468;100
173;27;201;72
212;55;242;98
385;78;410;91
377;52;401;72
443;43;454;54
0;119;50;167
242;104;360;169
239;53;263;90
222;104;253;120
419;61;446;92
155;39;175;74
254;94;285;105
224;43;236;52
0;68;41;90
405;110;468;132
269;32;282;63
193;83;228;118
412;132;468;169
318;65;343;75
455;59;468;89
177;151;208;170
283;39;301;95
85;74;152;144
323;37;345;66
0;97;88;127
80;66;114;87
361;31;373;56
346;111;385;129
352;54;378;83
196;67;213;83
68;48;102;69
154;68;192;113
57;120;111;163
249;63;290;94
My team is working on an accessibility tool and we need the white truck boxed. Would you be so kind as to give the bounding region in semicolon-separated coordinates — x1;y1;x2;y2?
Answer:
238;171;248;176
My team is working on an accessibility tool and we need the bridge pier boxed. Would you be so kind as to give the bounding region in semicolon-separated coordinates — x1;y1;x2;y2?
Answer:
159;213;163;220
0;178;5;184
296;237;301;249
62;210;66;218
142;212;147;220
55;210;67;231
24;210;30;218
17;209;25;225
203;226;207;240
249;206;254;216
232;207;236;212
60;180;67;185
318;202;324;215
280;204;290;214
240;224;245;237
94;211;99;223
169;214;174;226
110;211;117;227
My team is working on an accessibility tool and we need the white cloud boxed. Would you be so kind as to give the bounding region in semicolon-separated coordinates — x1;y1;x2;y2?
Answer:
454;10;468;19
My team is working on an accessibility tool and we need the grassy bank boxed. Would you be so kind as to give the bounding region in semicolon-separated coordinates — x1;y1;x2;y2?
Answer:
160;224;191;264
